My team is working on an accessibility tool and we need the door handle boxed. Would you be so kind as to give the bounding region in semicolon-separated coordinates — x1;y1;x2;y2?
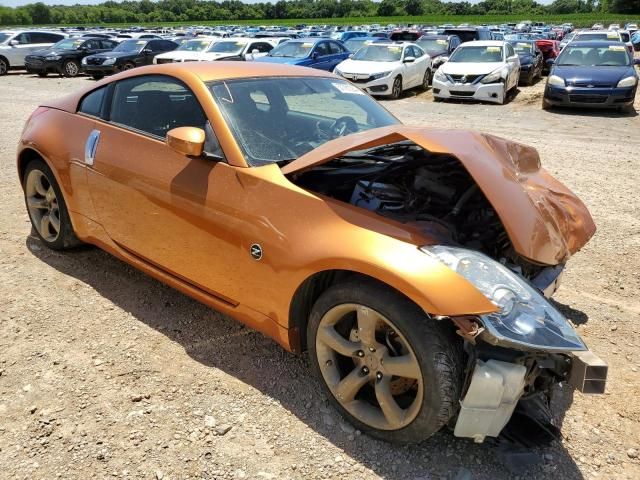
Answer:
84;129;101;166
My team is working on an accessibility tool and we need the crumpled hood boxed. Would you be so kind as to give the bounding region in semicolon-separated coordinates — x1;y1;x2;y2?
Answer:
440;61;504;76
282;126;596;265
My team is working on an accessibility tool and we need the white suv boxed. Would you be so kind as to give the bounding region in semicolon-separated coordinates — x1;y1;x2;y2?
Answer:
0;30;67;75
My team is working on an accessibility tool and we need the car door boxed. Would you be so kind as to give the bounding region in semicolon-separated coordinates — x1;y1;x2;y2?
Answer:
411;45;430;85
402;46;421;86
82;39;103;57
85;74;249;306
7;32;50;66
505;44;519;89
310;41;332;70
327;41;348;70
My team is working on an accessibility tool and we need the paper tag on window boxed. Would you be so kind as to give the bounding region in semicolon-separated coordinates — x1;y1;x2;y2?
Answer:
333;82;365;95
487;47;501;52
436;39;447;45
608;45;625;51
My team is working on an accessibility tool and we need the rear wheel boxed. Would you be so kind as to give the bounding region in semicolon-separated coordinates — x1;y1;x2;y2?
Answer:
122;62;135;71
62;60;80;77
390;76;402;99
23;159;80;250
0;57;8;76
308;280;464;443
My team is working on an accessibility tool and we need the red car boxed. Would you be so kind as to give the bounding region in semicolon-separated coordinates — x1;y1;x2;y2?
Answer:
535;39;561;73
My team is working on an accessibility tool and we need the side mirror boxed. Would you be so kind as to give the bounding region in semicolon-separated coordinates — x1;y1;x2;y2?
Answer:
9;40;18;46
634;58;640;66
166;127;205;157
251;48;259;54
546;58;555;66
403;56;416;63
143;48;152;55
312;51;319;60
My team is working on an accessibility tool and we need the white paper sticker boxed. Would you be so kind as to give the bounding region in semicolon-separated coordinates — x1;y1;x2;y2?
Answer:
333;82;365;94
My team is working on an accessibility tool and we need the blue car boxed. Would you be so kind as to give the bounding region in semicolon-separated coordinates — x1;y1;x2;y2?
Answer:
332;31;369;42
255;38;350;71
543;41;639;112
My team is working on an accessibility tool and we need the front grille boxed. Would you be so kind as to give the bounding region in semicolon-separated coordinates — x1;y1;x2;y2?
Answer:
25;58;44;68
569;94;608;104
155;58;173;64
86;57;106;66
450;90;475;97
570;81;613;88
447;74;484;84
343;74;372;83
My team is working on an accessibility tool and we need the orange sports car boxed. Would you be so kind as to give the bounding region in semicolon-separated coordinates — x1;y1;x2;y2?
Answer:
18;62;606;444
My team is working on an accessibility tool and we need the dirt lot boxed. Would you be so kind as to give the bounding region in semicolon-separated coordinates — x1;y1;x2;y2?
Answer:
1;70;639;480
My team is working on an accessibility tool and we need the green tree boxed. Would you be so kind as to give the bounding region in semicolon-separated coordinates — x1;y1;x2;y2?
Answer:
405;0;424;15
29;2;51;24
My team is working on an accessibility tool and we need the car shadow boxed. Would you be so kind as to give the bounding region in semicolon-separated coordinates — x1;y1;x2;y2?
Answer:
550;299;590;326
25;235;585;479
545;105;638;118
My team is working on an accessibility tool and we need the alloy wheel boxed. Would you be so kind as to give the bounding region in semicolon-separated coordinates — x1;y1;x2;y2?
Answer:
316;303;423;431
392;77;402;99
64;61;79;77
0;59;7;75
25;169;61;242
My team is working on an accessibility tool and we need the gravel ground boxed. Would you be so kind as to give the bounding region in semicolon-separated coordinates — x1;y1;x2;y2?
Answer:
1;69;639;480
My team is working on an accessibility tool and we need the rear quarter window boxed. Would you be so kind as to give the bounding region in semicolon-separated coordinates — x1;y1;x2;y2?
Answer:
78;86;107;118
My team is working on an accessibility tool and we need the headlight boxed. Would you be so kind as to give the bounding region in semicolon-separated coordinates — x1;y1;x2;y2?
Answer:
434;68;447;81
102;58;116;66
371;71;392;80
333;67;343;76
548;75;565;86
617;76;638;88
481;69;504;84
45;54;61;61
420;245;586;352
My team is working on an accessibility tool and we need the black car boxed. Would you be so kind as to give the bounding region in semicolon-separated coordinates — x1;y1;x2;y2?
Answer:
508;40;544;85
415;35;461;69
81;39;177;79
25;37;119;78
442;27;492;43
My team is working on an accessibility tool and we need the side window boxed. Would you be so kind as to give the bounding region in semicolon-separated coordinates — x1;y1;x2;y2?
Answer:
160;41;176;51
146;41;161;52
403;46;414;58
413;46;425;57
16;33;32;44
100;40;116;50
252;43;272;53
30;32;57;44
506;44;515;58
328;42;343;54
314;42;329;57
78;86;107;118
109;75;207;139
249;90;271;112
84;40;100;50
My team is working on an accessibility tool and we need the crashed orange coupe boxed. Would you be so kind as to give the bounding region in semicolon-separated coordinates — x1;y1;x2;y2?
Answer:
18;62;605;444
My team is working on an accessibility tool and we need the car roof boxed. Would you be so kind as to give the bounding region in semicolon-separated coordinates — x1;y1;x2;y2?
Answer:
567;40;627;47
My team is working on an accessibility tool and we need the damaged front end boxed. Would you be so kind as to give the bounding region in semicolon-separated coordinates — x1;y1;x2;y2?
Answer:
285;126;605;443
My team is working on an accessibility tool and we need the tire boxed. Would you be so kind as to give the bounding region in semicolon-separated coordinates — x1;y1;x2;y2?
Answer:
22;159;81;250
122;62;135;71
390;76;402;99
542;98;553;111
421;69;432;90
620;104;635;114
37;72;48;78
307;280;464;444
92;74;104;80
62;60;80;78
0;57;8;76
526;70;534;86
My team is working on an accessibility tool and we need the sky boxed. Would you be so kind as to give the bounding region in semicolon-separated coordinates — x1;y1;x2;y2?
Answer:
1;0;555;8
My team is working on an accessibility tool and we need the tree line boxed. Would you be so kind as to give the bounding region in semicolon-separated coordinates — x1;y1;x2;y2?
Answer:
0;0;637;27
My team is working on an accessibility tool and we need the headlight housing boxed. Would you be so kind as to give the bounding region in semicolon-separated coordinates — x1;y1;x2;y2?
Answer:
617;76;638;88
333;67;343;76
548;75;565;86
371;71;392;80
102;58;116;66
434;68;447;82
45;54;61;61
420;245;586;352
481;69;504;84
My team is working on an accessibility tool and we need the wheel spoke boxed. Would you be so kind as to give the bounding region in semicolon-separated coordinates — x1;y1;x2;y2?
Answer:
48;211;60;233
317;326;359;358
27;197;48;210
334;367;369;403
375;376;405;427
383;354;421;380
34;173;48;196
356;307;378;347
39;214;51;236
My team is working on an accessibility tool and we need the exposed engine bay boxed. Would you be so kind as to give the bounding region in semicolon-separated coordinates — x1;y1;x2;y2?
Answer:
290;141;546;280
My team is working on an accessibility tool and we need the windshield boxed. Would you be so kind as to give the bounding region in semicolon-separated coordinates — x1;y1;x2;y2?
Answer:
449;45;504;62
352;45;403;62
416;38;448;52
52;38;84;50
557;45;631;66
177;39;212;52
575;33;618;41
208;41;244;54
510;42;533;54
268;41;312;58
0;33;11;44
209;77;398;166
114;40;146;53
344;39;369;52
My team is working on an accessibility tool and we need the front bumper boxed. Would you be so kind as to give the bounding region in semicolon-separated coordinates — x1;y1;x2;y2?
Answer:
432;77;505;104
544;85;636;108
81;64;119;75
339;73;395;96
25;58;63;74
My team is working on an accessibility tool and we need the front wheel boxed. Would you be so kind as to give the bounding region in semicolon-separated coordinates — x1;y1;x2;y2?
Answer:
62;60;80;77
421;69;432;90
390;76;402;99
23;159;80;250
0;57;8;76
308;280;464;443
